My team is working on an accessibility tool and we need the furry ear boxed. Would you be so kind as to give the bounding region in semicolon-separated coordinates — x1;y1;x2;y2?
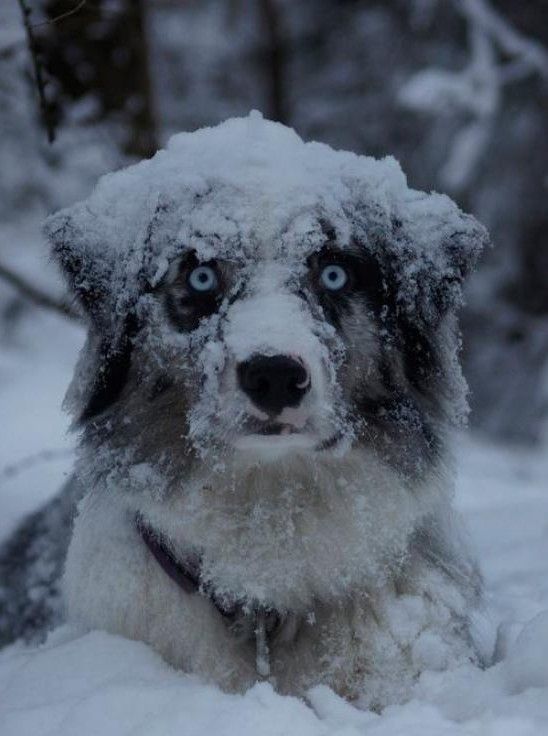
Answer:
45;209;117;328
44;190;173;424
431;219;488;319
387;194;490;326
44;208;143;423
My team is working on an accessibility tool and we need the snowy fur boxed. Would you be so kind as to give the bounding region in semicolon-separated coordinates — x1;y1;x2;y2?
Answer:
1;113;490;707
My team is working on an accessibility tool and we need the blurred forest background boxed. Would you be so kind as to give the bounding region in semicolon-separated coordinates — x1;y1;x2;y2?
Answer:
0;0;547;444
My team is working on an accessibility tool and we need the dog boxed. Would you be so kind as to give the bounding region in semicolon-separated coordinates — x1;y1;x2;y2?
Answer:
0;113;490;708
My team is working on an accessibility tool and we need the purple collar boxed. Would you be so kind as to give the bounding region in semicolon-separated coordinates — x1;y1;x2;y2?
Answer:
136;514;240;621
136;514;283;677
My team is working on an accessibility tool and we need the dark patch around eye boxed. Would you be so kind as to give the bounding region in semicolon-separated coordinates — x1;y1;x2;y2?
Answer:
319;219;337;244
164;251;224;332
315;240;443;400
309;245;389;328
338;242;442;397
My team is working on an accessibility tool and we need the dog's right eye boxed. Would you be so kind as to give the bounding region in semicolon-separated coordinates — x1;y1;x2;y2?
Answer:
163;255;224;331
188;265;218;293
320;264;348;291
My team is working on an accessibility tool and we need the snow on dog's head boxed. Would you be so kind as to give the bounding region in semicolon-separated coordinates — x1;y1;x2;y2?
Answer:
45;112;488;485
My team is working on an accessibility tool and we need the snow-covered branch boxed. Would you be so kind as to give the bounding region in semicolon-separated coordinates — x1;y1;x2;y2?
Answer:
0;448;73;485
399;0;548;191
460;0;548;80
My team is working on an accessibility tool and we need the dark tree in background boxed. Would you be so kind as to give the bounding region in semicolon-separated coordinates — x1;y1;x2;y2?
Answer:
2;0;548;442
40;0;157;158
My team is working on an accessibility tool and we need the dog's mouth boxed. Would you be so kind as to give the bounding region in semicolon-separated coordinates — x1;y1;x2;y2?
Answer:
233;414;313;454
250;420;299;437
234;415;342;455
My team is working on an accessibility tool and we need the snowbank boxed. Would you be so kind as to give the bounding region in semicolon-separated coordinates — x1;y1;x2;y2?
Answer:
1;608;547;736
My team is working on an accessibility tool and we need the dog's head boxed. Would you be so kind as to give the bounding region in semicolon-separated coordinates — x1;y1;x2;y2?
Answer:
46;114;488;489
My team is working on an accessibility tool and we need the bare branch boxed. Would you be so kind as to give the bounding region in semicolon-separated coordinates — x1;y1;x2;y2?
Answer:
16;0;56;143
0;448;74;485
399;0;548;191
31;0;87;29
0;262;81;322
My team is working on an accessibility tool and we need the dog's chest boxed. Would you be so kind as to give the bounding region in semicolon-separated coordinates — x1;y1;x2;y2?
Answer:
136;454;431;612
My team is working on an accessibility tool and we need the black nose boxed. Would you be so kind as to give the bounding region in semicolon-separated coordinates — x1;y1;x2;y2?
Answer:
237;354;311;416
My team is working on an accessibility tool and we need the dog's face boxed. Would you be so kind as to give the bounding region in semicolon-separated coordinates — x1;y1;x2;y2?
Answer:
46;116;488;494
155;231;388;460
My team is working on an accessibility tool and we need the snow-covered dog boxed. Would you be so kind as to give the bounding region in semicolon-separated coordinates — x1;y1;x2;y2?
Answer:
1;114;490;707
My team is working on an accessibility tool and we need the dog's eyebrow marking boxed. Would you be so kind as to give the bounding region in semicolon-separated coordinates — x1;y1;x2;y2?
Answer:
319;219;337;244
191;230;226;245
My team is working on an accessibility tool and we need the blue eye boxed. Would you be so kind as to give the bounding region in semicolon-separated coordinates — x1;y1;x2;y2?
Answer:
320;264;347;291
188;265;218;292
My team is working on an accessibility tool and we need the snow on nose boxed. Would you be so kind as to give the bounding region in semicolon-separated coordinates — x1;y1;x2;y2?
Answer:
224;265;319;357
225;294;322;371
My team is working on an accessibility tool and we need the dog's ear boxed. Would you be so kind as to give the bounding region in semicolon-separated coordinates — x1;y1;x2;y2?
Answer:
44;207;142;423
431;218;487;319
45;208;117;327
386;194;490;327
44;190;176;423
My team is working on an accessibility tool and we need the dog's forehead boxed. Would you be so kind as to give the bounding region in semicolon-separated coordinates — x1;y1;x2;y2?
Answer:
45;114;487;331
178;190;349;266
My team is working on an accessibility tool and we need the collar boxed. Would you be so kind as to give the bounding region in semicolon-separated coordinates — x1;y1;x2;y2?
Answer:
136;514;281;677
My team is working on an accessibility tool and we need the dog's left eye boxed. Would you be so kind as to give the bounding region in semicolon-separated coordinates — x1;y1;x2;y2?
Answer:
188;265;218;293
320;264;347;291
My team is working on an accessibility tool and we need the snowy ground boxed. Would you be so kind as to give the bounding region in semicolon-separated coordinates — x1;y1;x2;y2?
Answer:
1;272;548;734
